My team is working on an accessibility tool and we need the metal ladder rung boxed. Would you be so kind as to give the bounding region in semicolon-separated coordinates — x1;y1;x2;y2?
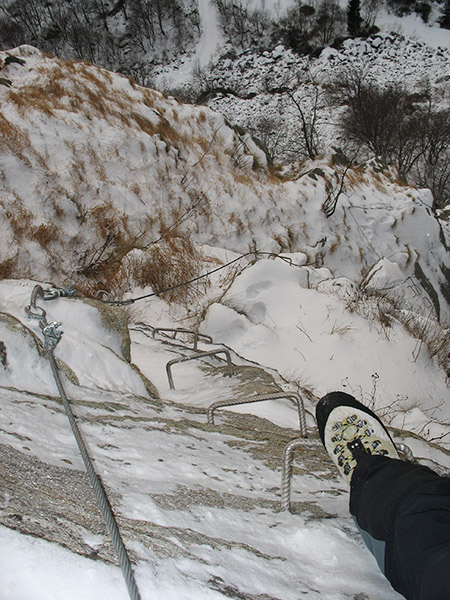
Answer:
166;349;234;390
207;392;308;438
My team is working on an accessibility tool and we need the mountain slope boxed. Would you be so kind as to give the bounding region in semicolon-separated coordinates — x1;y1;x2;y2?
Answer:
1;45;449;319
0;44;450;600
1;277;448;600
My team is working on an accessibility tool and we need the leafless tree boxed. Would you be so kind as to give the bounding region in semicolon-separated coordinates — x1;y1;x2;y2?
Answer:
361;0;381;28
315;0;346;45
332;68;450;208
322;148;359;217
287;86;323;160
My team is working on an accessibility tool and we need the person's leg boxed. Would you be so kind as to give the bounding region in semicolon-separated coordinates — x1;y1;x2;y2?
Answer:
316;392;450;600
349;454;440;540
350;454;450;599
352;515;387;573
385;477;450;600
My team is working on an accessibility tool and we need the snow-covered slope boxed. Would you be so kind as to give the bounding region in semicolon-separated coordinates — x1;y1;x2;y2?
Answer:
1;45;449;319
0;43;449;600
185;33;450;163
0;270;448;600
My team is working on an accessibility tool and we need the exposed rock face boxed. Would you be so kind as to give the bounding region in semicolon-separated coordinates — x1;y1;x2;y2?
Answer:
1;294;448;598
0;382;339;598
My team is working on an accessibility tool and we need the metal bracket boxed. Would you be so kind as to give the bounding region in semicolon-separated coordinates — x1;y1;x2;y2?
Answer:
280;439;414;512
396;442;414;462
25;304;47;321
280;438;322;512
43;285;76;300
151;327;213;350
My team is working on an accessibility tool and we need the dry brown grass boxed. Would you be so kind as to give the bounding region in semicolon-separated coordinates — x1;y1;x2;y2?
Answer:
8;86;57;117
330;320;354;335
130;111;156;137
77;65;110;96
50;197;66;219
0;113;32;160
346;168;365;187
7;201;33;238
348;287;450;377
117;237;206;303
7;57;138;128
32;223;53;249
130;182;141;196
142;90;156;109
0;256;16;280
89;202;128;240
396;310;450;378
329;234;341;253
156;116;182;146
87;146;107;179
84;87;108;117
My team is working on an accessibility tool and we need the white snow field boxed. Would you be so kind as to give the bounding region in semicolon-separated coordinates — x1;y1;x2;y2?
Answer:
0;4;450;598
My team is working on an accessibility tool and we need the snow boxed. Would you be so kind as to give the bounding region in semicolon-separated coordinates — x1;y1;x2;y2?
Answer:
155;0;225;86
0;525;130;600
200;258;450;430
0;8;449;599
377;10;450;50
0;258;448;599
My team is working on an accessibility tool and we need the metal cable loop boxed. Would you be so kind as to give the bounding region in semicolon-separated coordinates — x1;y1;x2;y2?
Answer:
30;284;45;308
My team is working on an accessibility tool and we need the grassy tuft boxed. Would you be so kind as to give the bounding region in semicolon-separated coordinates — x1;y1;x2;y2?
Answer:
116;237;206;303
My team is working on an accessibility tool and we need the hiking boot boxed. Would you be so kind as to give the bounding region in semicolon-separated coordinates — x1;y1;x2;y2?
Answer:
316;391;399;484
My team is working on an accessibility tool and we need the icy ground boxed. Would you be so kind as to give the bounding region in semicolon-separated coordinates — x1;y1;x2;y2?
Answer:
0;261;449;599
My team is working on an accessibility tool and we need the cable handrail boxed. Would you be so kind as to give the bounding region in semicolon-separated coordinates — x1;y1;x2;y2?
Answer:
25;286;142;600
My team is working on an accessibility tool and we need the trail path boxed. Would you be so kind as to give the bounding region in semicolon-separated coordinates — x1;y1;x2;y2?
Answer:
164;0;225;86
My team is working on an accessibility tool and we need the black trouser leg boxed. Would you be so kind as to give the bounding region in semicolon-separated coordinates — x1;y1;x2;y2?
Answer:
349;455;450;600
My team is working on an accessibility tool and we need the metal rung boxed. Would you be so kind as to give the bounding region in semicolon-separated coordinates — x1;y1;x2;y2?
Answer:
152;327;213;350
281;438;322;512
166;349;234;390
280;439;414;512
207;392;308;438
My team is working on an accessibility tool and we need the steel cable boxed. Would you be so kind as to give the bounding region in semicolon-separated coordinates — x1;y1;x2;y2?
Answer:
26;286;142;600
100;248;307;307
46;350;142;600
104;250;256;305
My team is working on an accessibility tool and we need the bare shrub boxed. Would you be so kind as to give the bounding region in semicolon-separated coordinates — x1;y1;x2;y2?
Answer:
348;286;450;377
332;70;450;208
322;149;356;217
395;309;450;378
